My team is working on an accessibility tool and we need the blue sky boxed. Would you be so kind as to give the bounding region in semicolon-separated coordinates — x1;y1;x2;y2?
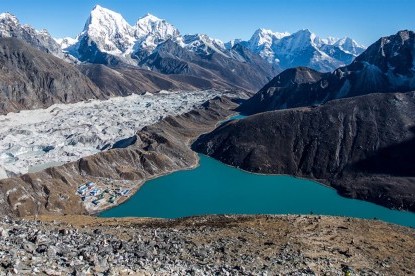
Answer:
1;0;414;46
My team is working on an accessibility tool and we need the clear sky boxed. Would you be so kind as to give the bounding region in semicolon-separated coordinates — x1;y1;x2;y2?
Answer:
1;0;414;46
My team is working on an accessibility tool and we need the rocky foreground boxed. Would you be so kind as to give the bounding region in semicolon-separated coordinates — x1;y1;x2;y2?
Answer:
0;215;413;275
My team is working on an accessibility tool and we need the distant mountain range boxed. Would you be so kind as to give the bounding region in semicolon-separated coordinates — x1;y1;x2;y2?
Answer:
237;28;365;72
240;30;415;114
60;5;365;72
1;5;365;77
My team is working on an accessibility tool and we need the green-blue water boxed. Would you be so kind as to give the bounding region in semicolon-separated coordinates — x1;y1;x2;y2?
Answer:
100;154;415;228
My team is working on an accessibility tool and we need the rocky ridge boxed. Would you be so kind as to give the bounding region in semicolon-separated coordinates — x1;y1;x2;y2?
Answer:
0;37;104;115
0;12;69;60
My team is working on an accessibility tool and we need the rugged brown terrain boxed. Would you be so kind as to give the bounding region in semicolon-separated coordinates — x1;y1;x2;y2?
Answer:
0;37;104;114
1;215;413;275
0;96;238;217
194;91;415;212
77;63;244;96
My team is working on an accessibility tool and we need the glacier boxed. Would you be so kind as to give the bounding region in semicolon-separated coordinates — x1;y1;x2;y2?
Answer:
0;90;226;179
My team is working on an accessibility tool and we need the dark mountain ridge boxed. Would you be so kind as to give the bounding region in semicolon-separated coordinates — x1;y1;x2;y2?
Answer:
194;91;415;212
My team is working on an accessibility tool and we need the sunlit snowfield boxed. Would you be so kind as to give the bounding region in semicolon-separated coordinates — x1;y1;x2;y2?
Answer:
0;90;224;179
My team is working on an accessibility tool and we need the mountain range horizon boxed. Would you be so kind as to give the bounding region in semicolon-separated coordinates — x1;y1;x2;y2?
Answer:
2;0;414;46
0;4;367;74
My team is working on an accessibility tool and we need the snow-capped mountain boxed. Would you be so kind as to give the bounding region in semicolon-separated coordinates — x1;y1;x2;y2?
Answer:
60;5;278;91
0;12;64;58
240;30;415;114
224;39;242;50
334;37;365;55
179;34;227;56
237;28;365;72
66;5;235;64
240;28;290;63
67;5;230;65
65;5;136;64
58;5;365;73
65;5;183;64
272;29;344;72
135;13;180;52
55;37;77;49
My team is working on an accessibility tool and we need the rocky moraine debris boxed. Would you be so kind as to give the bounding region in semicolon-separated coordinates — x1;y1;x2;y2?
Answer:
0;215;414;275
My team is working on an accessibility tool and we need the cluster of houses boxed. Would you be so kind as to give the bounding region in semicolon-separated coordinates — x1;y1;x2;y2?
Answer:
77;181;131;207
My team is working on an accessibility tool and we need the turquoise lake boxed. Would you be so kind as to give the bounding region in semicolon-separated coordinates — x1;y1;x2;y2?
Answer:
100;154;415;228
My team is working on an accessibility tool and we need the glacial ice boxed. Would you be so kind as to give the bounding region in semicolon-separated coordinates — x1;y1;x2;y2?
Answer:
0;90;224;179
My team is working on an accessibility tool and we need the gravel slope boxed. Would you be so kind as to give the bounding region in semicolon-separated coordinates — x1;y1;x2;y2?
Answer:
1;215;413;275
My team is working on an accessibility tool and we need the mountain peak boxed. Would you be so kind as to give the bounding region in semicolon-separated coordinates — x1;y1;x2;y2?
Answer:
92;4;104;11
0;12;19;25
333;36;365;55
396;29;412;42
139;13;161;21
135;13;179;43
251;28;290;42
289;29;317;44
88;5;129;24
293;29;314;37
355;30;415;74
81;5;134;55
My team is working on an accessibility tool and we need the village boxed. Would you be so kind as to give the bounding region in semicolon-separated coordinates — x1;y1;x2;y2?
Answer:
76;178;136;212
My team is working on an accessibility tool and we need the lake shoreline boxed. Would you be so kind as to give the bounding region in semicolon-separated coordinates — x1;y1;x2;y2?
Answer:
100;154;415;228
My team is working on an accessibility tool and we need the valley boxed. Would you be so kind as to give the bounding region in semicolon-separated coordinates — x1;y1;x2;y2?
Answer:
0;2;414;274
